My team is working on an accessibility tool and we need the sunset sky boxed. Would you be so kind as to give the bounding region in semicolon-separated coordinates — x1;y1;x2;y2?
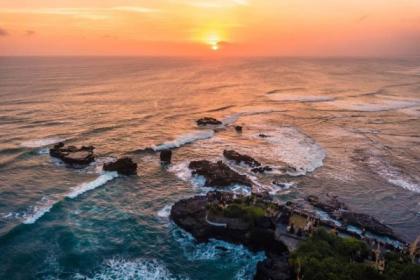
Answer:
0;0;419;56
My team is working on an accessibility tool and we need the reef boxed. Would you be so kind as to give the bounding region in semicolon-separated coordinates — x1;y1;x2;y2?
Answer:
188;160;253;188
103;157;137;175
49;142;95;165
196;117;222;126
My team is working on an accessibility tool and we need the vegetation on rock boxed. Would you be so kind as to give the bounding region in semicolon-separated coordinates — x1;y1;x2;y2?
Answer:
290;229;420;280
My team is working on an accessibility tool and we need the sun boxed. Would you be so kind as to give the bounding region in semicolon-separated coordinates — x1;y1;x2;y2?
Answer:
207;34;220;51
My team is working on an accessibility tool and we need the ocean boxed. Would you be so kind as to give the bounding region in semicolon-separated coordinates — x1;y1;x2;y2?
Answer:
0;57;419;279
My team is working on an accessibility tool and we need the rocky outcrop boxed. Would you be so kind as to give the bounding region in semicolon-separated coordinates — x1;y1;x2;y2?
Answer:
306;195;347;214
252;166;273;174
49;142;95;165
170;191;291;280
223;150;261;167
103;157;137;175
196;117;222;126
340;212;397;239
188;160;253;188
160;150;172;164
259;134;270;138
255;252;292;280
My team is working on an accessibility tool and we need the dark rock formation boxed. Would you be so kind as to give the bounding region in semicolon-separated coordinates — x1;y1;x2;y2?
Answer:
223;150;261;167
340;212;397;239
259;134;270;138
188;160;253;187
306;195;347;214
103;157;137;175
255;252;292;280
252;166;273;174
170;191;291;280
235;126;243;132
49;142;95;165
196;117;222;126
160;150;172;164
171;192;288;252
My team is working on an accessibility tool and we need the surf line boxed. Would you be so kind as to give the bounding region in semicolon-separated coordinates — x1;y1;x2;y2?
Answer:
22;172;118;225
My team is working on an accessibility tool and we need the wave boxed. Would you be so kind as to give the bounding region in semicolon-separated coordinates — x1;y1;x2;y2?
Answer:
66;172;119;199
250;125;326;175
267;94;335;103
169;161;253;194
157;204;173;218
152;130;214;151
172;226;264;279
324;98;420;112
22;197;55;224
4;171;119;226
74;258;185;280
20;137;65;148
221;109;286;126
367;155;420;193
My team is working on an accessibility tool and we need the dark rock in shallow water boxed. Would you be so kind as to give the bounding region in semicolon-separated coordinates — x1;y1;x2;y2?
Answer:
306;195;347;214
223;150;261;167
103;157;137;175
259;134;270;138
255;252;292;280
252;166;273;174
340;211;397;239
196;117;222;126
235;126;243;132
49;142;95;165
160;150;172;164
188;160;253;188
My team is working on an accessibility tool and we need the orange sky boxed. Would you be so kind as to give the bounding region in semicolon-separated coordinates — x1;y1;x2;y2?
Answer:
0;0;419;56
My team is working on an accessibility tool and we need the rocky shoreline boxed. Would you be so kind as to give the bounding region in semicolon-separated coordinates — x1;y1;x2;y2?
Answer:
46;117;419;279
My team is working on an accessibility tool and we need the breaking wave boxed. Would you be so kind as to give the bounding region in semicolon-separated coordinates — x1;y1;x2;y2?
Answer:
267;94;335;103
152;130;215;151
4;172;118;225
73;258;185;280
367;155;420;193
66;172;119;199
172;226;264;279
20;137;65;148
157;204;173;218
250;125;326;175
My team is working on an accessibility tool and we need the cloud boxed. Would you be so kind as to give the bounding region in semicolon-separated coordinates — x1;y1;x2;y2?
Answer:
25;30;35;36
0;27;9;36
181;0;249;8
0;6;159;20
111;6;160;13
357;14;369;22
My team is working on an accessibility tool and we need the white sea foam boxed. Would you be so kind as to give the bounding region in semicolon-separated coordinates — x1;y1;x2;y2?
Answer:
152;130;214;151
172;226;264;262
66;172;119;199
20;137;65;148
169;161;207;188
252;126;326;175
368;155;420;193
169;161;253;194
9;172;119;225
267;94;334;103
326;98;420;112
74;258;184;280
22;198;55;224
269;182;296;195
157;204;173;218
221;109;286;126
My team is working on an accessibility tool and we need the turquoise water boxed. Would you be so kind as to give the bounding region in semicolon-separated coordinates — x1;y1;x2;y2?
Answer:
0;57;419;279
